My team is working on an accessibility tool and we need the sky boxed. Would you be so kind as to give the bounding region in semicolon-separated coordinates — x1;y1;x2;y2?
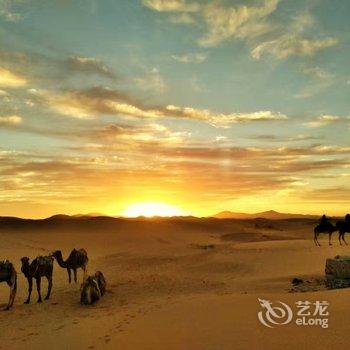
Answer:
0;0;349;218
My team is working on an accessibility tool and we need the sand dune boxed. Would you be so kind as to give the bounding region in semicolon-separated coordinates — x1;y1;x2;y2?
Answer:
0;217;348;349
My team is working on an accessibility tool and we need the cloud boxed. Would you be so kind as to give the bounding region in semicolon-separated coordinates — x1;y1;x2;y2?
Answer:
0;115;22;126
0;0;21;21
249;134;320;142
305;115;341;128
301;66;333;81
166;105;287;127
169;13;195;24
199;0;279;47
0;67;27;87
251;14;338;59
294;66;335;99
142;0;199;13
171;53;207;63
134;68;167;93
252;37;338;59
64;56;117;79
44;86;288;127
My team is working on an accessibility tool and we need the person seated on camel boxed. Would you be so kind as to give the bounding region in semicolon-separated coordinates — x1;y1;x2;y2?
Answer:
320;214;330;227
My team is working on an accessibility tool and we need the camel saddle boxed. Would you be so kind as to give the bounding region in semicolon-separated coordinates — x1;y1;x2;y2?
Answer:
36;256;53;266
0;260;12;271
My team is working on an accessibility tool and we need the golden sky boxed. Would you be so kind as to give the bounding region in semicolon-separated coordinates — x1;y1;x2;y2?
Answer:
0;0;349;218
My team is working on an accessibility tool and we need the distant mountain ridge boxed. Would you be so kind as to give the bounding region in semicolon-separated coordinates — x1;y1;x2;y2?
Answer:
212;210;318;220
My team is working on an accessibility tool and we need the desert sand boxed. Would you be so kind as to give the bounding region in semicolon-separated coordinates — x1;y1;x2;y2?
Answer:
0;216;349;350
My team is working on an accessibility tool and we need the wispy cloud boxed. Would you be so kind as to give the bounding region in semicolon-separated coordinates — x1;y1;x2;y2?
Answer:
0;0;21;21
199;0;279;47
134;67;167;94
0;115;22;126
143;0;279;47
142;0;199;13
251;14;338;59
42;86;287;127
295;66;335;99
64;56;117;79
305;115;342;128
169;13;195;24
301;66;333;81
0;67;27;87
252;37;338;60
171;53;207;63
249;134;320;142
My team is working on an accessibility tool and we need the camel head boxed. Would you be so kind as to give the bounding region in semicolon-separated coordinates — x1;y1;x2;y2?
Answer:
51;250;62;259
81;277;93;305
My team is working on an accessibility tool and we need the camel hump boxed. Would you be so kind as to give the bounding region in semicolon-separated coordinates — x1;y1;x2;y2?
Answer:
36;256;54;266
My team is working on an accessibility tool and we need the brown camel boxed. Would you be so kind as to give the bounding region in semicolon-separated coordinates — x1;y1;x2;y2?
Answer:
81;271;106;305
52;249;88;284
0;260;17;310
20;256;54;304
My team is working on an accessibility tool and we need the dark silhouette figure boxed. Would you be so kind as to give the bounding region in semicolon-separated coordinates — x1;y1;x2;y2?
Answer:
336;221;350;246
345;214;350;223
320;214;330;226
81;271;106;305
20;256;54;304
52;249;88;284
314;221;337;246
314;215;337;246
0;260;17;310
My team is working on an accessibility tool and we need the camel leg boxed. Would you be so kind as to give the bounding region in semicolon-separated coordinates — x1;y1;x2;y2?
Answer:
314;232;320;246
339;232;343;246
36;277;42;303
67;268;71;284
342;233;348;245
5;277;17;311
329;232;333;246
9;277;17;309
83;265;87;283
45;276;53;300
73;268;77;283
24;277;33;304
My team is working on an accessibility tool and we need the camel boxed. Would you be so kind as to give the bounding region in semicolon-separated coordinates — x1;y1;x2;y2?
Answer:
81;271;106;305
336;221;350;246
52;249;88;284
314;222;337;246
0;260;17;310
20;255;54;304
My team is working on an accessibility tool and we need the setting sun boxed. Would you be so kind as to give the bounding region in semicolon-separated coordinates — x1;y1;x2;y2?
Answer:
123;202;186;218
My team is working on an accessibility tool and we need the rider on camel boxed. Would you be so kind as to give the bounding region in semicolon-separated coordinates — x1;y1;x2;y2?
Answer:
345;214;350;223
320;214;330;227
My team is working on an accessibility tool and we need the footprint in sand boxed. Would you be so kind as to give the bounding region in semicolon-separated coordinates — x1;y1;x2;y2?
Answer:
104;335;111;343
55;325;65;331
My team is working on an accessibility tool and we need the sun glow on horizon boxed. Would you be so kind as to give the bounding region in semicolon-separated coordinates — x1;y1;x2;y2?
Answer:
123;202;187;218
